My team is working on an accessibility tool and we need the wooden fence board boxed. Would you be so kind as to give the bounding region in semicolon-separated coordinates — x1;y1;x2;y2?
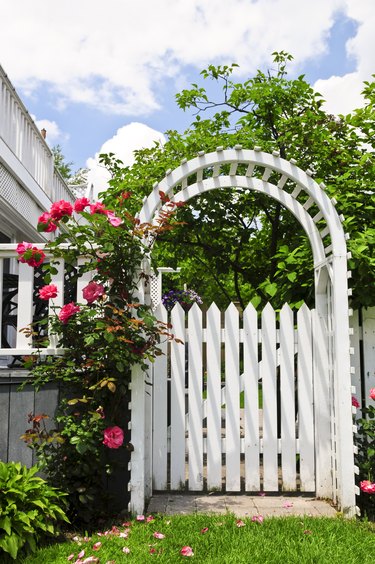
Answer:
225;303;240;491
188;304;203;490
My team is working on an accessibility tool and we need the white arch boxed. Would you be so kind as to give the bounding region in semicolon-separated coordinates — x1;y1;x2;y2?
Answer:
133;147;356;516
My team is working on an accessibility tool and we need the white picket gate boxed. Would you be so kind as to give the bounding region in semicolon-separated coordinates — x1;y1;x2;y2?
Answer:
151;301;324;494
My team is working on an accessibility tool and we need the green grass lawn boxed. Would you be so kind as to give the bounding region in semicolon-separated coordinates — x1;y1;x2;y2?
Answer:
20;513;375;564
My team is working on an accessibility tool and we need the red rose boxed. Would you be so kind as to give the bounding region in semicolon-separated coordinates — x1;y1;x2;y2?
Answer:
38;212;58;232
39;284;58;300
74;197;90;212
82;281;105;304
90;202;107;215
58;302;80;324
50;200;73;220
103;426;124;449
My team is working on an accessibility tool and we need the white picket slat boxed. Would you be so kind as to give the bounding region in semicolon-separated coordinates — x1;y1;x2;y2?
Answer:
350;310;362;417
48;259;65;348
362;309;375;407
76;256;93;300
225;303;241;491
206;303;222;490
243;303;260;491
152;303;168;489
312;309;333;498
170;303;186;489
188;303;203;490
16;262;34;349
297;304;315;491
261;303;278;491
280;304;296;490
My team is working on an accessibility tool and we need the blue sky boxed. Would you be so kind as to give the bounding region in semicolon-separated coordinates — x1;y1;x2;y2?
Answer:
1;1;373;194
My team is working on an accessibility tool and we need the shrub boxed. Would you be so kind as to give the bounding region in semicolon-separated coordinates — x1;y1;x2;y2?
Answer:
0;461;69;561
355;389;375;520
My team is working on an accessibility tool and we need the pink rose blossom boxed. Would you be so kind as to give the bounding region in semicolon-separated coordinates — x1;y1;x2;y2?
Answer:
58;302;80;324
38;212;58;232
370;388;375;401
103;426;124;449
180;546;194;557
16;242;46;267
352;396;360;408
106;211;123;227
39;284;58;300
50;200;73;220
90;202;107;215
82;281;105;304
360;480;375;494
153;532;165;539
251;514;264;523
74;197;90;212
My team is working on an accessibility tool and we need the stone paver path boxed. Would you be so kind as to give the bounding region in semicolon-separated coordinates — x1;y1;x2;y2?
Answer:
147;494;337;518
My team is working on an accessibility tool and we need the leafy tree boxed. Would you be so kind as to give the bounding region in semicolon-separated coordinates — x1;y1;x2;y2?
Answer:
101;52;374;309
52;144;88;197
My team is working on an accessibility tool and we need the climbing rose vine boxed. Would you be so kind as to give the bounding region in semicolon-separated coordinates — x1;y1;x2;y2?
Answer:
20;183;182;525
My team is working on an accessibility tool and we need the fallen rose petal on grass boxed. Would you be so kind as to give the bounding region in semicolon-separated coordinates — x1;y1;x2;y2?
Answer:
200;527;209;534
180;546;194;557
122;546;130;553
67;555;75;562
153;531;165;539
283;501;293;508
251;514;264;523
136;514;145;522
92;541;102;550
236;519;246;527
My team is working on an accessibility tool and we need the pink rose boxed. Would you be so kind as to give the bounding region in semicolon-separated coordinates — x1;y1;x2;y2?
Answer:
50;200;73;220
180;546;194;557
106;211;123;227
370;388;375;401
360;480;375;494
82;281;105;304
103;426;124;449
90;202;107;215
37;212;58;232
16;242;45;267
58;302;80;324
352;396;360;408
74;197;90;212
39;284;58;300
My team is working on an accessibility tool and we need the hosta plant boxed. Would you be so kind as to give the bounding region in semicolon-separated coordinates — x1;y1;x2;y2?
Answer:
0;461;69;561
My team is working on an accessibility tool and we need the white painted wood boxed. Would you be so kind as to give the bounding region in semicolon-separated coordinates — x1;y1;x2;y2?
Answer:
188;303;203;490
76;256;93;301
297;304;315;491
152;303;168;490
243;303;260;490
312;309;333;499
129;363;147;515
350;310;362;417
48;259;65;349
225;303;241;491
362;308;375;407
261;303;278;491
206;303;222;490
280;303;296;490
170;303;186;490
0;258;3;348
16;261;34;349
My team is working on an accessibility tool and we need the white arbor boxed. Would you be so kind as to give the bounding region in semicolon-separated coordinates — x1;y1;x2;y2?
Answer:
129;147;356;516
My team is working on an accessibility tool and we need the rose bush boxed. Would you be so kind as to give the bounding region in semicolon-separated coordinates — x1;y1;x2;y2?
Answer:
20;174;181;526
355;390;375;520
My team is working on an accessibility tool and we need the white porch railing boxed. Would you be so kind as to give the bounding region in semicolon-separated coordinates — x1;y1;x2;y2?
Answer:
0;65;74;206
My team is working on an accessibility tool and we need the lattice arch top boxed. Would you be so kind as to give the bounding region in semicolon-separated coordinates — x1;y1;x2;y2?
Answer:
138;147;347;268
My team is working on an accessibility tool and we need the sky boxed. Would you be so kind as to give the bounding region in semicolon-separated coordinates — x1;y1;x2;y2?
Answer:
1;0;374;195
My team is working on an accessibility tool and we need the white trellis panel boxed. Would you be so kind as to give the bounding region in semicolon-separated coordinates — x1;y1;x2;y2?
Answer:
170;303;186;490
280;303;296;491
243;303;260;491
188;303;203;490
261;303;278;491
297;304;315;491
206;303;222;490
152;303;168;489
225;303;241;491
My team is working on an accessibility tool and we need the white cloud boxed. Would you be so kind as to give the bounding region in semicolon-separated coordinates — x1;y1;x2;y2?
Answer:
313;0;375;114
87;122;165;198
1;0;365;116
31;116;67;144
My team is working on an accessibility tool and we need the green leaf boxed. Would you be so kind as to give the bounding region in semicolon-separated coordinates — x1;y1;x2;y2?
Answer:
0;515;12;535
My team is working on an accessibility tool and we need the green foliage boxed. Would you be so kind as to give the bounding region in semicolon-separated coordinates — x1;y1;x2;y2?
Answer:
0;461;68;561
355;394;375;519
102;52;375;310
